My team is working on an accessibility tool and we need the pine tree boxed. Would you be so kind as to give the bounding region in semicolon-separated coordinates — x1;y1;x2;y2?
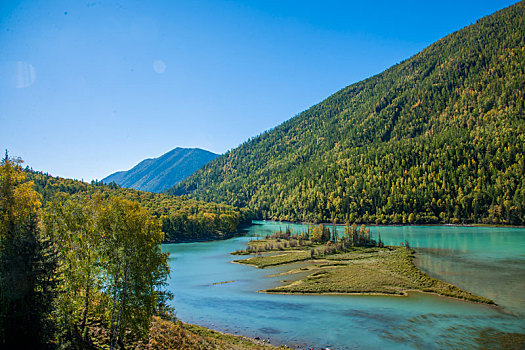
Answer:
0;154;58;349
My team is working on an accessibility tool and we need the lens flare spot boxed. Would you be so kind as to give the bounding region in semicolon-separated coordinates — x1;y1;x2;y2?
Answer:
153;60;166;73
15;61;36;88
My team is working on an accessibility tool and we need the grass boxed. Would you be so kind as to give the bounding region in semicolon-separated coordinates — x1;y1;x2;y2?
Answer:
211;280;235;285
234;250;312;268
144;316;285;349
234;239;494;304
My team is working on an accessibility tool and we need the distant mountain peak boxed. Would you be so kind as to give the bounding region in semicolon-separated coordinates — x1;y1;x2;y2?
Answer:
102;147;218;193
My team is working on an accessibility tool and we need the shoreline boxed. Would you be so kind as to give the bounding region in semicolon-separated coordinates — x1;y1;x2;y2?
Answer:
253;219;525;229
162;221;525;245
249;260;494;303
163;229;248;244
162;222;253;244
180;320;286;349
259;288;502;307
232;241;495;305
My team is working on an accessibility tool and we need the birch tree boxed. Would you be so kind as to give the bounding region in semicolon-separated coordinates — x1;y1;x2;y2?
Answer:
100;197;169;350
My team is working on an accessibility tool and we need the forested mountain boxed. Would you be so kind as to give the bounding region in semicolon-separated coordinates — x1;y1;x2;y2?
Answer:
103;147;218;193
168;2;525;225
25;169;252;242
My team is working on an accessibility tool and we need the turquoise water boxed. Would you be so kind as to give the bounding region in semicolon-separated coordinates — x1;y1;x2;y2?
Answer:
163;222;525;349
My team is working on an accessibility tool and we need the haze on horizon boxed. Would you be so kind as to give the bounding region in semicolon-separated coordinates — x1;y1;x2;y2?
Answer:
0;0;518;182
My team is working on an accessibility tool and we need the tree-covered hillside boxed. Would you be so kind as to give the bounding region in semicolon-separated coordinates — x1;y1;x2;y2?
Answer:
102;147;218;193
168;2;525;225
25;169;252;242
3;157;270;349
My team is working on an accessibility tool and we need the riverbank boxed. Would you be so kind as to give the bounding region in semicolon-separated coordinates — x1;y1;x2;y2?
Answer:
233;239;494;304
163;231;237;243
163;225;252;243
253;219;525;229
147;316;286;349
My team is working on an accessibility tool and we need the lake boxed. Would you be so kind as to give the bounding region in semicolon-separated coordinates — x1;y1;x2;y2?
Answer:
163;221;525;349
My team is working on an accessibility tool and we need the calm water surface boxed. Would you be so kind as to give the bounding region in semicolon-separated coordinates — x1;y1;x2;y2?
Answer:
163;222;525;349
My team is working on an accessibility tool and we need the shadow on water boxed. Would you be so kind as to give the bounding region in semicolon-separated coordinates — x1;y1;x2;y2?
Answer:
382;313;525;349
415;247;525;317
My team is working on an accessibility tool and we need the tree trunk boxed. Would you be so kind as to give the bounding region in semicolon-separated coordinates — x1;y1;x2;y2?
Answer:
114;254;131;349
109;251;120;350
80;270;91;340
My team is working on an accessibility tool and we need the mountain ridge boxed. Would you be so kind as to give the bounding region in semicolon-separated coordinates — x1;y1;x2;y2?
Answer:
168;2;525;225
103;147;218;193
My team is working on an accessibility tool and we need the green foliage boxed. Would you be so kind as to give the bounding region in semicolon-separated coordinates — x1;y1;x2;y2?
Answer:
43;193;104;344
0;155;58;349
25;169;253;242
342;223;377;247
169;2;525;225
100;197;171;349
5;160;254;348
43;194;172;349
236;224;381;267
311;224;330;243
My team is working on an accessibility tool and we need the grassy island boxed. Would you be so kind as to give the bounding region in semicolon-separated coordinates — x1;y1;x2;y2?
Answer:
232;225;494;304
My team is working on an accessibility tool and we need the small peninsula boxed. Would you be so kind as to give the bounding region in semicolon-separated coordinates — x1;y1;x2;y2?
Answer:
232;225;494;304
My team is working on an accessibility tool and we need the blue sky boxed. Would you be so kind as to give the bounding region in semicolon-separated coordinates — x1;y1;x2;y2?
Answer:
0;0;518;181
